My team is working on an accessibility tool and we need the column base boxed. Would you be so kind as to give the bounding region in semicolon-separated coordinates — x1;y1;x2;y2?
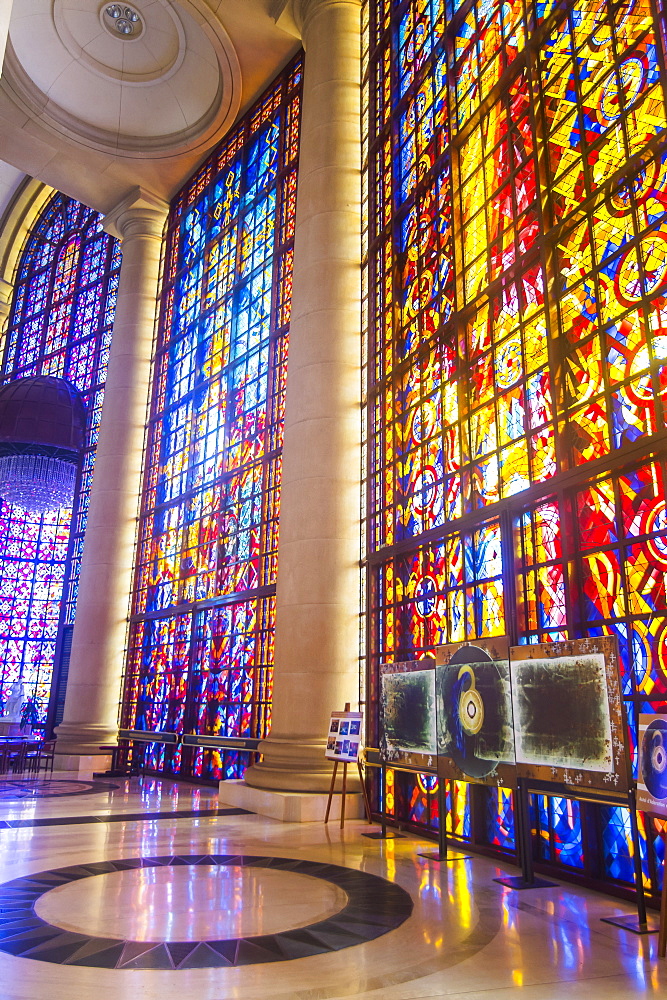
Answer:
54;753;112;776
244;736;361;793
219;778;363;823
54;721;118;757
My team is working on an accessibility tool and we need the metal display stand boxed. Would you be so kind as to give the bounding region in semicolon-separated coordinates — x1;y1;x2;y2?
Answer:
493;778;556;889
660;830;667;957
360;751;468;855
602;788;660;935
493;779;658;932
359;750;405;839
417;779;471;862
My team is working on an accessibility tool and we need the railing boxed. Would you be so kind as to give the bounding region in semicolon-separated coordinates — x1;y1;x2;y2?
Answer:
117;729;179;744
180;734;261;752
109;730;262;776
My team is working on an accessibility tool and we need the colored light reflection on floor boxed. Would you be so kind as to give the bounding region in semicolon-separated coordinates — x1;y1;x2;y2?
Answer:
0;775;662;1000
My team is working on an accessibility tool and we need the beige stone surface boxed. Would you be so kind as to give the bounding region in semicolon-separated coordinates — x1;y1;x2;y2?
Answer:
0;158;22;224
53;753;112;775
56;189;168;754
0;272;11;327
245;0;363;794
10;0;234;149
0;0;11;75
219;778;363;821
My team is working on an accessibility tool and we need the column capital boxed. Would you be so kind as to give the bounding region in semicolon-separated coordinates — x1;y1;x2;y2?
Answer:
103;186;169;243
0;276;13;324
272;0;361;38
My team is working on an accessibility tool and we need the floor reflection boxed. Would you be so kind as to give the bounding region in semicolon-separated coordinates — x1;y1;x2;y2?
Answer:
0;774;662;999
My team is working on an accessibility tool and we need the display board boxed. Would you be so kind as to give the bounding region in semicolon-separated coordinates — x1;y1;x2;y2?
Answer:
325;711;363;762
379;637;628;794
510;636;630;792
637;714;667;818
435;638;515;787
379;657;437;769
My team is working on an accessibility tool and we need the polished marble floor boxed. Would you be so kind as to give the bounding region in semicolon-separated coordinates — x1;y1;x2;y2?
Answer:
0;774;664;998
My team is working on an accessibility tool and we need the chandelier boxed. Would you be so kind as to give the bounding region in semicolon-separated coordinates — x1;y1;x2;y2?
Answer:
0;377;86;513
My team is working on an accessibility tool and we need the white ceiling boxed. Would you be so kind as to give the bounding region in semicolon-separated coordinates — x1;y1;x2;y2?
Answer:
0;0;300;216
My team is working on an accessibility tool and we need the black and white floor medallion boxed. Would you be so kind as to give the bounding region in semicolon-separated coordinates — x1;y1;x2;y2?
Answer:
0;855;414;969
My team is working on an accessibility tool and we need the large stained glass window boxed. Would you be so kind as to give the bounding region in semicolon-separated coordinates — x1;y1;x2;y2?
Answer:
0;194;120;725
363;0;667;894
121;56;302;780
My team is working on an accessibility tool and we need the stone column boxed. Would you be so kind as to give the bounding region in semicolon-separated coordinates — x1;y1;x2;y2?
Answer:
0;1;13;74
55;187;168;762
245;0;362;792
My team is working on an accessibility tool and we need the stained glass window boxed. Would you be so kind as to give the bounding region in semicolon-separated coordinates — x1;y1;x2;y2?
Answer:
514;462;667;744
485;786;515;851
383;768;440;829
444;778;471;840
364;0;667;895
534;794;585;869
601;805;637;883
121;56;302;780
0;194;120;725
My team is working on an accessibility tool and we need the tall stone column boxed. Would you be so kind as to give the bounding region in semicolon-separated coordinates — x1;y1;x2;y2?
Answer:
55;188;168;761
245;0;362;792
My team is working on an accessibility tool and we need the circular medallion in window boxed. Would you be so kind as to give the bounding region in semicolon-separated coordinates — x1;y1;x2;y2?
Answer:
101;3;144;40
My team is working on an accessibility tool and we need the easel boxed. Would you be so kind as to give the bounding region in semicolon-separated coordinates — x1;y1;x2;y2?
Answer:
324;703;373;828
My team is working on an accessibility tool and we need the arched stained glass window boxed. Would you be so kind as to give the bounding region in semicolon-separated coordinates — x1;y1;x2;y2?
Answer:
363;0;667;895
120;55;303;780
0;193;121;726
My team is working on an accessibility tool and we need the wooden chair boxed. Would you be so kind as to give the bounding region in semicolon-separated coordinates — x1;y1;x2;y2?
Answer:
34;739;56;777
8;742;26;775
0;745;12;775
24;740;43;776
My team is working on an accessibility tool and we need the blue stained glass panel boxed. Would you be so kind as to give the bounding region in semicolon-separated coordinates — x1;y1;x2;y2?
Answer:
551;796;584;869
485;787;515;850
0;194;120;723
601;805;636;883
121;56;302;781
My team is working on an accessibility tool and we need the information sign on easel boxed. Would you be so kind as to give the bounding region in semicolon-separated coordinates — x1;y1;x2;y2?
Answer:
324;705;372;827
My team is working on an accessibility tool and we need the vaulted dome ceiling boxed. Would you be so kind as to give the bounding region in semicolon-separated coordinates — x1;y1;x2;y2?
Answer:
0;0;299;216
9;0;240;157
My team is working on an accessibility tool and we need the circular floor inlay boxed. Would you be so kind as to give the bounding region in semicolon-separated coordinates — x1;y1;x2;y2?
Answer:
36;865;348;941
0;855;413;969
0;779;120;800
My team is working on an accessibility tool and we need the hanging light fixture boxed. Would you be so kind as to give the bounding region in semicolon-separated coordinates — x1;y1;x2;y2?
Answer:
0;376;86;513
